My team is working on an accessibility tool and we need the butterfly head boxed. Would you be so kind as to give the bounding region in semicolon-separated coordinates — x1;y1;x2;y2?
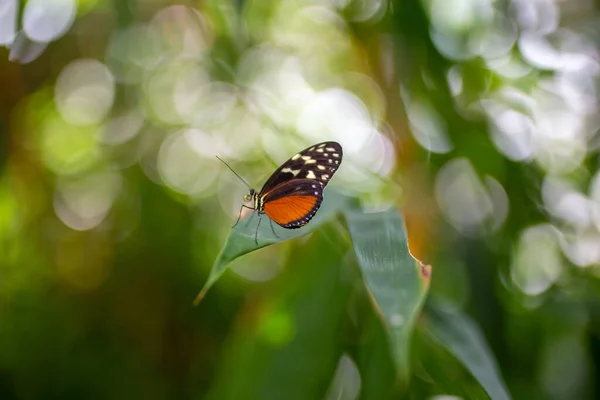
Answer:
244;188;255;202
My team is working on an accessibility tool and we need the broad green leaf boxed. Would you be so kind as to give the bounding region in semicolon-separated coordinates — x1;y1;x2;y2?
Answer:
423;300;512;400
344;206;431;386
206;225;354;400
194;191;349;304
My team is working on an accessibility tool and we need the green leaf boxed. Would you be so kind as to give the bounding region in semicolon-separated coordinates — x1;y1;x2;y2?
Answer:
344;206;431;386
423;300;512;400
206;225;354;400
194;190;349;304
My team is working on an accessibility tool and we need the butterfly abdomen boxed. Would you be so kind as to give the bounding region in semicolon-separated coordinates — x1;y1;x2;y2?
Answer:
253;193;262;213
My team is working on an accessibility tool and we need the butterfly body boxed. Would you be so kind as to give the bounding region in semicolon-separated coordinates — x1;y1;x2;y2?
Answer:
235;141;343;242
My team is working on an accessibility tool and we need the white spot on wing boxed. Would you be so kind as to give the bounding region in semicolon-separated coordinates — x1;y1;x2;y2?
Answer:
325;147;336;151
291;153;301;160
306;170;316;179
282;167;300;176
333;153;339;158
328;159;333;163
314;191;319;195
318;143;326;148
316;148;324;153
301;156;311;161
317;165;326;170
322;174;329;180
305;159;316;164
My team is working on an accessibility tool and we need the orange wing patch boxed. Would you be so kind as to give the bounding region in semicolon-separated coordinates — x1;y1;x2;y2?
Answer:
263;195;319;226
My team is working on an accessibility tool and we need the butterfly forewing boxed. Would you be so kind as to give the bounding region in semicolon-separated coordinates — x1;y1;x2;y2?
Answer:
262;179;324;228
258;141;343;196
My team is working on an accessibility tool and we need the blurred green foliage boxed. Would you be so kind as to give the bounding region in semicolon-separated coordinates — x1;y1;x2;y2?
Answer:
1;0;600;399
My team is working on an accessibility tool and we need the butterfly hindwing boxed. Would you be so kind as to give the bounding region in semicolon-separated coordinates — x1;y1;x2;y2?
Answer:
258;141;343;196
261;179;323;228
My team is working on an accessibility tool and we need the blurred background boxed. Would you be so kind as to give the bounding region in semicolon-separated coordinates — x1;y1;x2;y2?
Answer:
1;0;600;399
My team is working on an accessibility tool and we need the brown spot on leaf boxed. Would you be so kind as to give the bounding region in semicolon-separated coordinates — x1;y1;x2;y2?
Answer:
419;261;432;278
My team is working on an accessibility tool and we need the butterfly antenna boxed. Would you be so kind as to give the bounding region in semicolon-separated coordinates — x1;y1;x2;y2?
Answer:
216;156;251;189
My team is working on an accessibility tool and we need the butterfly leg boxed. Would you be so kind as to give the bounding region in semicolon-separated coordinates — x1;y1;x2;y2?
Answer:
232;204;254;228
269;218;280;239
254;215;262;245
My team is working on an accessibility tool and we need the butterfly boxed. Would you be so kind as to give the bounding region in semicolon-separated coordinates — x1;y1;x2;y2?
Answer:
220;141;343;244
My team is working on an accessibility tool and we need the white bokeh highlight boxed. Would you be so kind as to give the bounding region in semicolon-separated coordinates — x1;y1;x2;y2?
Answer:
0;0;17;45
23;0;75;43
55;59;116;126
54;172;122;231
405;96;453;154
435;158;508;235
158;131;218;197
511;224;562;296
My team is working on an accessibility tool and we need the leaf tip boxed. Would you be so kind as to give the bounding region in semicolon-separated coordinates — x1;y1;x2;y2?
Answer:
408;248;432;283
418;260;432;280
193;287;208;306
417;260;432;291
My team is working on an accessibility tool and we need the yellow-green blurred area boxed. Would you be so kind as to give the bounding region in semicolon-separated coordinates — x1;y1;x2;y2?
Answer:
1;0;600;398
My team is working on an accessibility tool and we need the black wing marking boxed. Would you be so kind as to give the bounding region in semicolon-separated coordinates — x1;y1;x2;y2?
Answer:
262;179;323;228
263;179;324;202
258;141;343;196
